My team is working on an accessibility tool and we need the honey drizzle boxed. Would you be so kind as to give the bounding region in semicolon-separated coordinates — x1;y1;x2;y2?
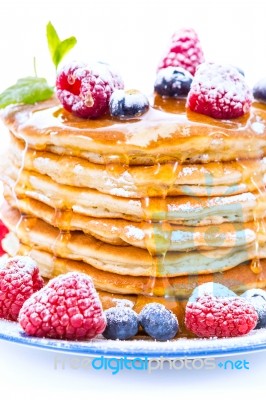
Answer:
14;145;75;263
101;152;180;297
10;134;39;244
50;152;77;263
141;161;179;297
5;96;266;302
238;157;266;277
250;169;265;275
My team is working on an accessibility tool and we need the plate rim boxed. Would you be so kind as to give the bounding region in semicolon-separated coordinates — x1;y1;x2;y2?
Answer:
1;319;266;358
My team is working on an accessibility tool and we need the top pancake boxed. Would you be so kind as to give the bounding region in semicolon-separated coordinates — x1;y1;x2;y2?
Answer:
2;96;266;165
9;134;266;198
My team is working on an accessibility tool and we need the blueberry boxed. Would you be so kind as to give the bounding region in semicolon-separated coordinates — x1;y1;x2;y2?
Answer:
253;78;266;103
109;89;149;119
139;303;178;341
189;282;237;302
241;289;266;329
102;306;139;340
154;66;193;98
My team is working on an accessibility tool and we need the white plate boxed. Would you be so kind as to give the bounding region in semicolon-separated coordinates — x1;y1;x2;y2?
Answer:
1;319;266;358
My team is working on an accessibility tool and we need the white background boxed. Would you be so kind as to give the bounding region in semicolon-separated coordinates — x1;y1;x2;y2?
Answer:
0;0;266;398
0;340;266;399
0;0;266;93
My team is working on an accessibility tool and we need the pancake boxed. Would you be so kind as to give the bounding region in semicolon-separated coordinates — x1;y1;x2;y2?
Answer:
2;204;266;277
1;94;266;340
2;234;266;297
2;97;266;166
9;134;266;198
3;196;262;251
3;165;266;225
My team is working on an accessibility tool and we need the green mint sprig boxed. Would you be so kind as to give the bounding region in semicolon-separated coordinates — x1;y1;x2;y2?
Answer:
46;21;77;70
0;22;77;109
0;77;54;109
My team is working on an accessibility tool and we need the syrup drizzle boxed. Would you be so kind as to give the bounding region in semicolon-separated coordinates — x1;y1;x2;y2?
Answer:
3;96;266;303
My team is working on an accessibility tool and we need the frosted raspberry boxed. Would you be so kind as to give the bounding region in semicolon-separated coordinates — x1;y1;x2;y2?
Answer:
0;256;44;321
158;28;204;75
102;62;124;89
56;62;115;118
187;63;253;119
0;220;9;256
185;295;258;338
19;272;106;340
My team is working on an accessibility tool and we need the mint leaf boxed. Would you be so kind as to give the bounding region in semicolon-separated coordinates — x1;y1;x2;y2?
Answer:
46;21;77;69
0;77;54;108
52;37;77;69
0;22;77;109
46;21;60;61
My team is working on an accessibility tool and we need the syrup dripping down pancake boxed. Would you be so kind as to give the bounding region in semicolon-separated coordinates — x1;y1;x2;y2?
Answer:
2;234;266;298
2;97;266;166
2;196;265;252
9;134;266;198
2;204;266;277
3;166;266;225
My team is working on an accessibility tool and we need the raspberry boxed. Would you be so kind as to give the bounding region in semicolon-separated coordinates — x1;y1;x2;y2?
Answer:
0;256;44;321
187;63;253;119
56;62;115;118
158;28;204;75
101;62;124;89
0;220;9;256
185;295;258;338
19;272;106;340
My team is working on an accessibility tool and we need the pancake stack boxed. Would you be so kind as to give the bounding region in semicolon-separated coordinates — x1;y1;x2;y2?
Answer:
1;95;266;334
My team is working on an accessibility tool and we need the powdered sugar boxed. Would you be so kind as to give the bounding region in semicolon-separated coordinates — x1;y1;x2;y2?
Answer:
124;225;145;241
168;201;203;213
207;192;255;208
110;188;129;197
251;121;265;134
113;299;134;308
180;166;197;177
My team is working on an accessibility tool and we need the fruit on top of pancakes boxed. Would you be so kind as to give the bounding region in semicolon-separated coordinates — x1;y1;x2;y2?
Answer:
109;89;149;119
253;78;266;104
154;66;193;97
187;62;253;119
56;61;120;119
157;27;204;75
